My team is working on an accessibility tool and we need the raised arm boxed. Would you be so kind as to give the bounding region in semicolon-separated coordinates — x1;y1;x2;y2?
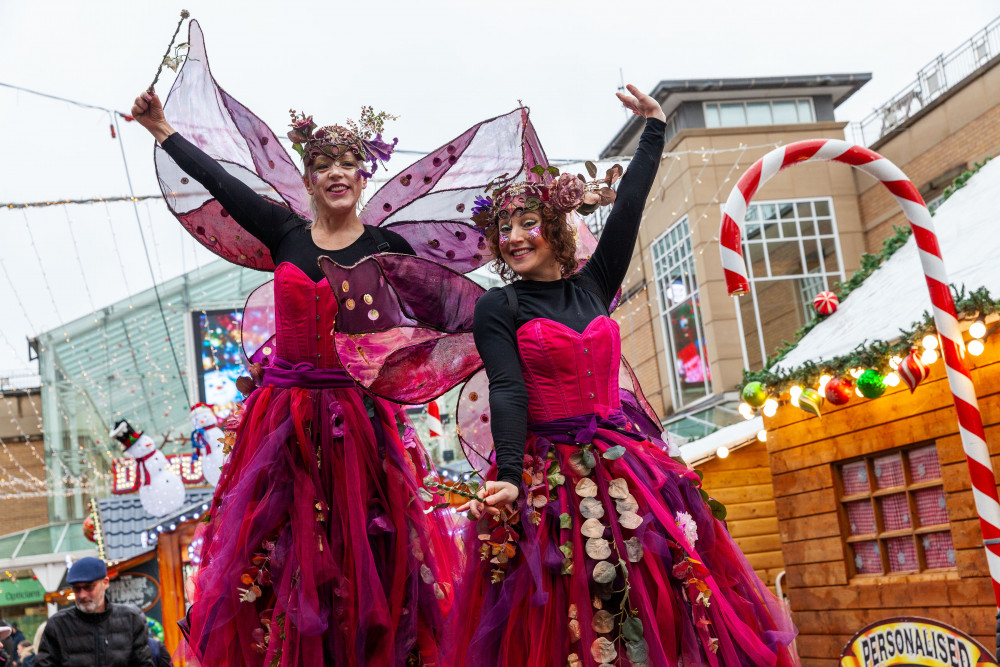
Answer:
132;90;296;251
581;86;666;305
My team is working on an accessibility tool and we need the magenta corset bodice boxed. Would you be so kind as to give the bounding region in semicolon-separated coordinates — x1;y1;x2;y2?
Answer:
516;316;622;423
273;263;342;368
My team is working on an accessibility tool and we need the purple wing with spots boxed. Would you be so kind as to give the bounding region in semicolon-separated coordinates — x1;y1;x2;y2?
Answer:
361;107;549;273
240;280;278;365
154;20;308;270
317;254;485;404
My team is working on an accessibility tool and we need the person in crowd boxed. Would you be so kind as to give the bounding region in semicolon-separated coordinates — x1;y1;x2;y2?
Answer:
36;557;152;666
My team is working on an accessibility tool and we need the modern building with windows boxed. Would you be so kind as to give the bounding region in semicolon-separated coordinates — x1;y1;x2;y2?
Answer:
600;73;871;438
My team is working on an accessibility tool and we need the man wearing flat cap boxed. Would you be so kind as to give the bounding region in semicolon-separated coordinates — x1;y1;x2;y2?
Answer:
37;557;153;666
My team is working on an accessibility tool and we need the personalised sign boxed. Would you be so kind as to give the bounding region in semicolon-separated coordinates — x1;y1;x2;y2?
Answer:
840;616;997;667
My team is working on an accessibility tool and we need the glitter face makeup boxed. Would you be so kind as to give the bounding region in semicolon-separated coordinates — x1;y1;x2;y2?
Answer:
499;233;510;248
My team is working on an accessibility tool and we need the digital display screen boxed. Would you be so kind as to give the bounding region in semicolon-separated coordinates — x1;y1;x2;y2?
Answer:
192;309;245;418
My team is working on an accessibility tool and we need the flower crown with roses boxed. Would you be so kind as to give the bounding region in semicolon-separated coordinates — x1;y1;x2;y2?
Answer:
288;106;399;179
470;161;623;229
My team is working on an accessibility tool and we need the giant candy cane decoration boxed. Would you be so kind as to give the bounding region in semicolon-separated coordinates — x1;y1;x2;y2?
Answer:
720;139;1000;606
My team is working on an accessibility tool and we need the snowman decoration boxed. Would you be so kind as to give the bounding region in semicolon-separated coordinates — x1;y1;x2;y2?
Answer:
189;403;226;486
111;419;186;517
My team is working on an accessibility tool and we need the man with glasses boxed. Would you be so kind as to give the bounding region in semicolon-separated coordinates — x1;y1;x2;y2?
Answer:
36;558;152;666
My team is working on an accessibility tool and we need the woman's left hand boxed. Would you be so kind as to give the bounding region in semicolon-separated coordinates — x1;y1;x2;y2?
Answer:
616;83;666;122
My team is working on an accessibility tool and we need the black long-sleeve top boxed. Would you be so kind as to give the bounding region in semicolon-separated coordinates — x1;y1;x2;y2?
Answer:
160;133;414;281
475;117;666;487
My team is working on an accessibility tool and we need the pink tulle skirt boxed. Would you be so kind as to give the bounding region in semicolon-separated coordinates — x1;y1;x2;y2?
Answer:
183;383;459;666
446;419;798;667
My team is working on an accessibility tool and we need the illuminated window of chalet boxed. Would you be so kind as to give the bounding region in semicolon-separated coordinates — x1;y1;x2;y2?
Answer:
838;444;955;576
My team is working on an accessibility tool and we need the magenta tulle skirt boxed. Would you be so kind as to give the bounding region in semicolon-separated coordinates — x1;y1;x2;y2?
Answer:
183;379;459;667
446;414;798;667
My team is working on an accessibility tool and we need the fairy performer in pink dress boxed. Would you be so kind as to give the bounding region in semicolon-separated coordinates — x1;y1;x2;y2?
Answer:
127;20;535;667
448;86;799;667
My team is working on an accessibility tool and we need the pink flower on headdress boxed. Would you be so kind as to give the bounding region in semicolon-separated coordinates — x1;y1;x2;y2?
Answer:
287;110;316;144
549;173;585;213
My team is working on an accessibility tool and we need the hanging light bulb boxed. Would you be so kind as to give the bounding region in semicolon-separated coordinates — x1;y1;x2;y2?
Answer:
968;339;985;356
738;403;755;420
969;321;987;339
922;334;939;351
716;446;730;459
762;399;778;418
921;348;938;365
856;386;865;398
789;385;802;407
889;356;902;370
884;372;900;387
756;430;767;442
850;368;863;379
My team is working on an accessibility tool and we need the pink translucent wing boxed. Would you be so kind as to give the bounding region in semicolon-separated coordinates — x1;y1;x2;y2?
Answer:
618;356;664;439
240;280;277;364
362;108;547;273
318;254;485;403
456;369;494;470
154;20;309;270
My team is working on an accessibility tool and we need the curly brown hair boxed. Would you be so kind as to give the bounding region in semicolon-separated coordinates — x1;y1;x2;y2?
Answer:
483;205;579;283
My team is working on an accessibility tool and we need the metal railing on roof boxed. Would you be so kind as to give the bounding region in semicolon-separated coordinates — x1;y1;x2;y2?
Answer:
850;16;1000;146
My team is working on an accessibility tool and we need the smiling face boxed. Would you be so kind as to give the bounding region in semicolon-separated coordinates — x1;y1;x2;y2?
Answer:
303;151;366;218
498;210;562;281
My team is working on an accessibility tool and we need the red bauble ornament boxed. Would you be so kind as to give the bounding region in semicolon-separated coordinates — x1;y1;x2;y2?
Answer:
813;291;839;316
83;516;97;542
824;376;853;406
899;347;930;393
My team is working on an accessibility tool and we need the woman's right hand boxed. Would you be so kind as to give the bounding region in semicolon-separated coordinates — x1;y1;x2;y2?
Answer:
457;480;520;519
131;89;175;144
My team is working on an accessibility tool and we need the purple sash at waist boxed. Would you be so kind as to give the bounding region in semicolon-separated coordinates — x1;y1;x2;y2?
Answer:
261;359;356;389
528;410;645;445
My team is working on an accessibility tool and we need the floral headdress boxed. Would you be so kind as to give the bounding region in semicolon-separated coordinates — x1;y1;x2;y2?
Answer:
288;106;399;179
471;161;623;229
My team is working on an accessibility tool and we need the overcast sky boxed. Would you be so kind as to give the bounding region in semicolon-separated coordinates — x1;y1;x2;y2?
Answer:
1;0;998;377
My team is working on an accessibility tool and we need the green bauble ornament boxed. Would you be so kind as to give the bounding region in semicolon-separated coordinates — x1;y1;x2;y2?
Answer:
798;387;824;418
857;369;887;399
741;381;767;408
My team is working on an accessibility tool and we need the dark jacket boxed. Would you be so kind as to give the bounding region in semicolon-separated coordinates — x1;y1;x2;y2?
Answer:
147;638;172;667
36;602;153;667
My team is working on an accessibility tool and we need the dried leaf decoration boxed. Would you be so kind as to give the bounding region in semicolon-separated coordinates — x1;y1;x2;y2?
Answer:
616;494;639;514
590;637;617;663
575;478;598;498
585;537;612;560
585;161;598;179
592;609;615;634
567;451;593;476
559;512;572;530
622;616;643;643
568;617;581;642
619;511;643;530
567;654;582;667
592;560;616;584
626;637;649;663
580;518;605;538
607;478;629;499
624;536;644;563
579;497;605;519
602;445;626;461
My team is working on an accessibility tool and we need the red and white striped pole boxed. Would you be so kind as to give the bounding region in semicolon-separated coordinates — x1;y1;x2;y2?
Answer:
719;139;1000;607
427;400;443;439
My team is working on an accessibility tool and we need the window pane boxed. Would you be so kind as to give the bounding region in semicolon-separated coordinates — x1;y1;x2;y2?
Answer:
814;200;830;216
745;206;759;222
842;461;870;495
852;541;882;574
908;445;942;482
780;221;797;238
922;531;956;569
766;239;804;276
914;487;948;526
747;242;767;279
746;102;772;126
887;536;918;572
874;453;905;489
817;218;834;236
720;103;747;127
704;104;721;128
763;221;781;240
799;217;816;237
879;493;912;530
804;243;821;273
760;204;778;221
846;500;876;535
779;203;795;219
773;100;798;124
798;100;814;122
